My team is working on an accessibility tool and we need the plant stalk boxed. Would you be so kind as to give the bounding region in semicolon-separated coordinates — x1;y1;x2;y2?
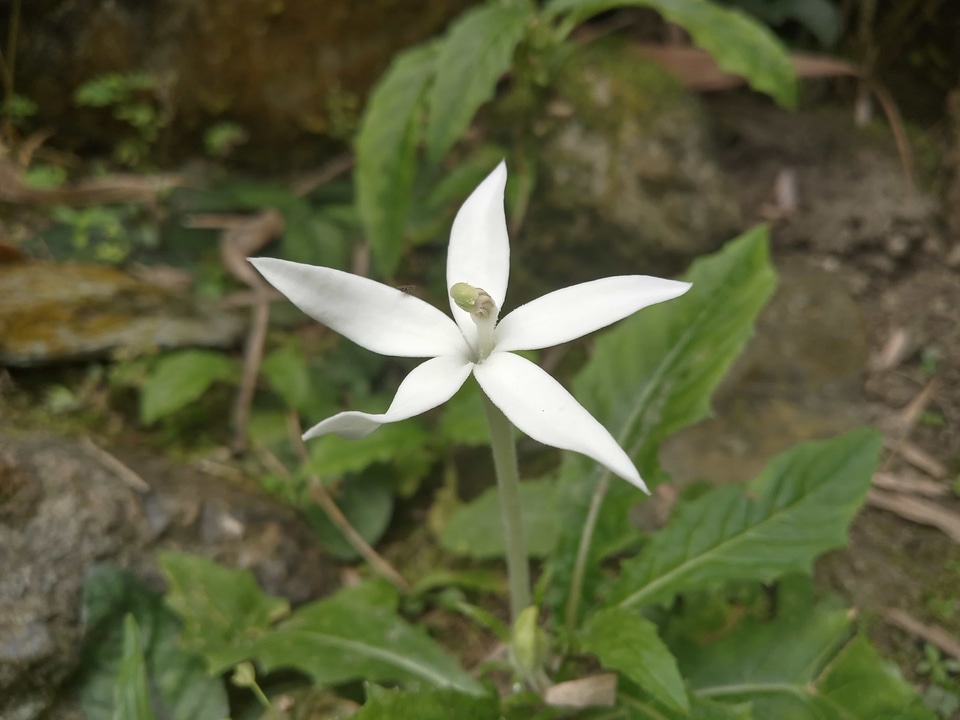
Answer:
565;472;610;634
481;392;531;622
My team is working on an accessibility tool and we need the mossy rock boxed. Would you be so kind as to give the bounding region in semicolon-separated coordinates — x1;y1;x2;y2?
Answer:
511;38;742;304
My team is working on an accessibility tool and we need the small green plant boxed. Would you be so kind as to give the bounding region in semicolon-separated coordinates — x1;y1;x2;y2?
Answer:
77;171;933;719
48;204;159;264
917;643;960;718
3;93;37;127
203;121;248;158
74;72;169;167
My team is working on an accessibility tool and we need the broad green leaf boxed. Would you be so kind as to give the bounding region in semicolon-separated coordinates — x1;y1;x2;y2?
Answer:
732;0;841;46
304;473;394;560
113;616;157;720
674;598;933;719
225;587;485;694
356;42;437;277
425;2;533;163
580;608;688;713
546;228;776;628
606;428;881;609
159;551;290;673
260;343;312;413
140;349;237;425
438;379;490;447
817;635;934;720
612;689;752;719
354;687;499;720
77;565;229;720
545;0;796;107
307;421;431;478
282;203;352;270
441;478;560;559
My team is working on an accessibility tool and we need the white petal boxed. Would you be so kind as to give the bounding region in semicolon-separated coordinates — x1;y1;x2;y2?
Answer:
446;161;510;344
495;276;691;352
250;257;467;358
303;355;473;440
473;352;647;491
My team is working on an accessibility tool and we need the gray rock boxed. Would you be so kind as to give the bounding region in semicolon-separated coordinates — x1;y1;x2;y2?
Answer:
0;431;334;720
0;262;245;366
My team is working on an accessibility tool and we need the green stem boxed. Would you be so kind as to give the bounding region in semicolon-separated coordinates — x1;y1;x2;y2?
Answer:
564;471;610;634
481;392;531;622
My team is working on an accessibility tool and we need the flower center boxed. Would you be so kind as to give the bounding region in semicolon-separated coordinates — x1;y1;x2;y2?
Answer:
450;282;499;361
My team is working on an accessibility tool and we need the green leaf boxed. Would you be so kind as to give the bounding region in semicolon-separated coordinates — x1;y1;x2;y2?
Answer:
614;689;752;719
425;2;533;163
547;228;776;627
140;350;237;425
411;569;505;597
304;473;394;560
227;586;485;694
77;565;228;720
732;0;841;47
441;478;560;559
355;42;437;277
545;0;796;107
260;343;312;413
674;598;933;719
159;551;290;673
607;428;882;609
580;607;688;713
354;686;499;720
113;616;157;720
817;635;935;720
438;382;492;447
307;421;431;478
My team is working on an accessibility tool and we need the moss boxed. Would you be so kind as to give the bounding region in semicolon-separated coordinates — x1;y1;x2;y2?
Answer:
553;37;688;136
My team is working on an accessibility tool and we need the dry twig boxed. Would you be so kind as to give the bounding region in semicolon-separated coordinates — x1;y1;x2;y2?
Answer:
205;209;286;455
81;438;150;493
290;154;354;198
286;412;410;592
872;471;950;498
883;607;960;660
867;488;960;542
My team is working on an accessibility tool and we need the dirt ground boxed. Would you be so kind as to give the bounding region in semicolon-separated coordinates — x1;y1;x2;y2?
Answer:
710;93;960;692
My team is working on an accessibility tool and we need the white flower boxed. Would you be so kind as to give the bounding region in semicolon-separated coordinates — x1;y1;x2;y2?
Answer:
250;162;690;492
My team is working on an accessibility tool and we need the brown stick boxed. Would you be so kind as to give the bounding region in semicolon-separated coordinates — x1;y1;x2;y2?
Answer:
867;488;960;542
290;154;354;198
883;607;960;660
231;297;271;455
81;438;151;493
287;412;410;592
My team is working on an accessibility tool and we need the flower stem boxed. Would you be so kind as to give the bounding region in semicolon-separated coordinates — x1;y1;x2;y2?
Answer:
481;392;531;622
